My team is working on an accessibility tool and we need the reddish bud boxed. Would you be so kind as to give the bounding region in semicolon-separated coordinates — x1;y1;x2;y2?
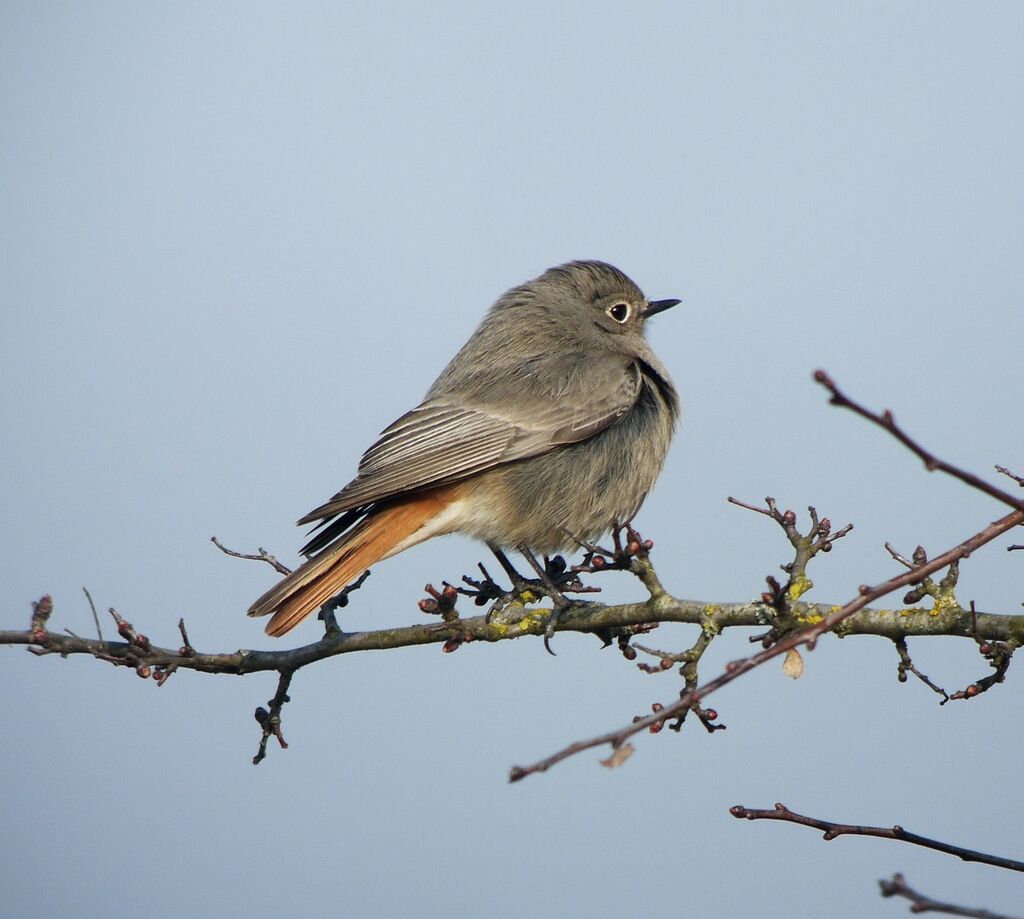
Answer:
651;702;664;713
136;665;151;679
979;643;992;654
704;709;718;721
419;599;439;615
134;633;151;651
622;646;637;661
591;555;606;570
660;658;672;670
442;639;462;653
965;683;980;697
642;539;654;550
649;722;663;734
117;621;133;639
782;510;796;526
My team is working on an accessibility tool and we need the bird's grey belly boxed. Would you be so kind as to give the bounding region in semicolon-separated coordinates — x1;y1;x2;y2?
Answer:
459;390;675;553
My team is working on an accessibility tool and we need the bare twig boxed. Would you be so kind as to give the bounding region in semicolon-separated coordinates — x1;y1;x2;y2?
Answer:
894;637;950;702
82;587;104;644
995;465;1024;488
728;803;1024;873
253;669;294;765
177;618;195;656
879;873;1021;919
814;371;1024;514
211;537;292;576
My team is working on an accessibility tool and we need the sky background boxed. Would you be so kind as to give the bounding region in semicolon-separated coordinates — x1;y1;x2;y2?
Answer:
2;3;1022;917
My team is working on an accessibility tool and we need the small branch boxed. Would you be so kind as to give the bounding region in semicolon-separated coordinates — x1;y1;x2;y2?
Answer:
211;537;292;576
893;637;949;703
508;508;1024;781
814;371;1024;515
253;670;293;765
995;465;1024;489
729;803;1024;873
82;587;104;644
879;873;1021;919
177;618;195;656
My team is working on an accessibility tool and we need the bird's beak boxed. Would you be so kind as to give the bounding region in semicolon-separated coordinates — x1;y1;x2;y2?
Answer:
644;298;681;317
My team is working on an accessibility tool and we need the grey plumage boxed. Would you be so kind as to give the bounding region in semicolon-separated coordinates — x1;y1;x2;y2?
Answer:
250;260;679;632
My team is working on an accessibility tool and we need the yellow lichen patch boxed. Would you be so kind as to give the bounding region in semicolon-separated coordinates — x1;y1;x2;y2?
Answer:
700;605;722;637
794;610;824;626
516;609;549;634
787;576;813;602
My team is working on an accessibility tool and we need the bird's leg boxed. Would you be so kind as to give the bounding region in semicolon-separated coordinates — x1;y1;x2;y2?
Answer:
518;545;579;655
461;546;596;633
461;545;537;622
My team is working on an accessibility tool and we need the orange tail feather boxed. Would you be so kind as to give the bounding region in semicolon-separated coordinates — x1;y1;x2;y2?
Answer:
248;487;458;637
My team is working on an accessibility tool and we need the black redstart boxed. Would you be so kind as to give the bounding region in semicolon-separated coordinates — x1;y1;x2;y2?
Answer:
249;260;680;636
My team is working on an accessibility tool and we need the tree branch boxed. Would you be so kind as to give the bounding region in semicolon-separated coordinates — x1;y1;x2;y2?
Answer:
729;803;1024;873
5;589;1022;674
879;874;1021;919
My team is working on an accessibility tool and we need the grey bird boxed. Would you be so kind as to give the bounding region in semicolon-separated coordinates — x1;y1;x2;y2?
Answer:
248;260;680;637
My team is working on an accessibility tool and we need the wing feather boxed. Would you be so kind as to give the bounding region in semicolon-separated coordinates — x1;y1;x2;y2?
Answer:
298;354;641;526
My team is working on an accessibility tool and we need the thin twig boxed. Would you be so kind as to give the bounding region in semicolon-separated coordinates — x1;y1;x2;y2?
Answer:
894;637;950;703
814;371;1024;514
82;587;104;645
879;873;1021;919
728;803;1024;873
253;670;294;765
210;537;292;576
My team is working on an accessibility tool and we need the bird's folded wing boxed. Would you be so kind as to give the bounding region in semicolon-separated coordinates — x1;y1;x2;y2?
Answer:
298;354;641;525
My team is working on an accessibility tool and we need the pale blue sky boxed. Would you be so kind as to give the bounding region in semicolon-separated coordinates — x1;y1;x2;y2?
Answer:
3;3;1022;917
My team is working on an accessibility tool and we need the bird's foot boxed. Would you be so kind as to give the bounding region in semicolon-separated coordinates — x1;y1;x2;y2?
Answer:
571;523;654;574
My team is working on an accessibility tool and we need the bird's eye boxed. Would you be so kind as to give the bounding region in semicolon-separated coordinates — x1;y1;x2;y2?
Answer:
607;302;631;323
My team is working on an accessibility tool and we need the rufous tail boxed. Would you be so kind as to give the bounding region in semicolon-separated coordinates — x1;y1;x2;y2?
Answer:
248;488;456;637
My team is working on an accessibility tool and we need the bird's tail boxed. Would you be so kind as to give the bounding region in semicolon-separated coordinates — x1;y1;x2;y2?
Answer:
248;486;458;637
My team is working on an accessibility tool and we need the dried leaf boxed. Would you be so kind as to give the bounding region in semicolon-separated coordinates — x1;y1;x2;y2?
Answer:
783;647;804;679
599;743;635;769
